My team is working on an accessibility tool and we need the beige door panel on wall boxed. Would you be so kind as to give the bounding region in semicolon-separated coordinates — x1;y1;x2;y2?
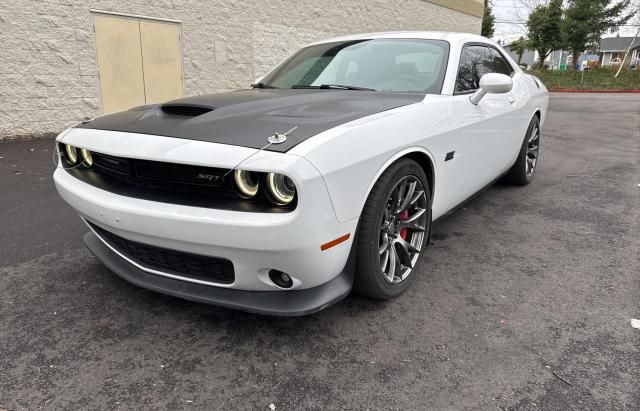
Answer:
93;13;184;113
140;20;184;104
94;15;146;113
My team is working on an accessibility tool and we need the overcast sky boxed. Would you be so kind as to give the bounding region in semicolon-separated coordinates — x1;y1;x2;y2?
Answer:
491;0;639;44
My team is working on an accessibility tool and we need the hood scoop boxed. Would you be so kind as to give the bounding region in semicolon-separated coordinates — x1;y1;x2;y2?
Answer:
161;103;214;117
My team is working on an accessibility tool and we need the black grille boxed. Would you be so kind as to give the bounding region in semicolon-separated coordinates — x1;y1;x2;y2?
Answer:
90;222;235;284
89;151;227;190
61;145;295;212
134;160;224;188
93;152;131;175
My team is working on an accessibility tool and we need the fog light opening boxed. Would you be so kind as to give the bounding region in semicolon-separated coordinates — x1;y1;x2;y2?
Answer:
269;269;293;289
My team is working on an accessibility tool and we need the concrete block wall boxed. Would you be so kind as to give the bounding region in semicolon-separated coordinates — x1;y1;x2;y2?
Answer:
0;0;480;139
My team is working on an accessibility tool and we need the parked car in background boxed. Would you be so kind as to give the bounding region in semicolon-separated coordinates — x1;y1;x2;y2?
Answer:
54;32;548;315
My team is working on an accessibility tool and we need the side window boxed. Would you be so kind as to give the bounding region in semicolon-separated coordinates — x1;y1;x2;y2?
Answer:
455;45;494;93
490;48;514;76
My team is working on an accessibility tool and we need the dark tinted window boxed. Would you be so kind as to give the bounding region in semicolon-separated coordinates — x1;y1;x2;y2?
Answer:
490;48;513;75
455;45;494;93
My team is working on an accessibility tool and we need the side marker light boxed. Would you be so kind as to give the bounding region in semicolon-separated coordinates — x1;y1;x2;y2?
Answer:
320;233;351;251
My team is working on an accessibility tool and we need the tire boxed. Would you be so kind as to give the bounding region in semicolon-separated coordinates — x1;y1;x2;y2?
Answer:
505;115;541;185
354;158;431;299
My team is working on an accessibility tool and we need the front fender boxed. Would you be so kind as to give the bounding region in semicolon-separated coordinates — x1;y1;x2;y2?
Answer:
289;100;455;223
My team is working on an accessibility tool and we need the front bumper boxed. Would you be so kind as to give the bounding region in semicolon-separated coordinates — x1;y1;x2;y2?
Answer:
54;158;357;291
54;130;359;313
84;231;354;316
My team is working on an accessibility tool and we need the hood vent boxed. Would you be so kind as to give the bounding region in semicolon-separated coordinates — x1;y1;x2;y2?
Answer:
161;104;214;117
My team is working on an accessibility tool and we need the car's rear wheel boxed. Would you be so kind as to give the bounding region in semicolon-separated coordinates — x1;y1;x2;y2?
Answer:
354;158;431;299
506;115;540;185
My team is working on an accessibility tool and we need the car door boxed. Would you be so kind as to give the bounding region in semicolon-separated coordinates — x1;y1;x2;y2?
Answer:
450;44;520;196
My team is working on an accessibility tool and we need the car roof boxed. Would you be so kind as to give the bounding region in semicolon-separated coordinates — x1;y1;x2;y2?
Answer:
307;31;493;47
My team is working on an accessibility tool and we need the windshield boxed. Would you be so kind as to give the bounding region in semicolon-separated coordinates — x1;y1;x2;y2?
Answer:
260;39;450;94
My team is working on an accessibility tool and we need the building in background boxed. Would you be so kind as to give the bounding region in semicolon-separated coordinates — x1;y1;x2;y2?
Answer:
0;1;483;139
503;46;536;69
598;36;640;67
631;44;640;67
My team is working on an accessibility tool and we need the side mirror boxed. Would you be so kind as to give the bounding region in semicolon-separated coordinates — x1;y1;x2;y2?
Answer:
469;73;513;105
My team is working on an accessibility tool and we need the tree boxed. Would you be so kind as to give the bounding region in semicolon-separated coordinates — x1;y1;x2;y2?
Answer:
482;0;495;38
527;0;564;68
563;0;633;71
509;37;530;65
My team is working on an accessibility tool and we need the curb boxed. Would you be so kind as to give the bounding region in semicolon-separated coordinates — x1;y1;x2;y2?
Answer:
549;88;640;93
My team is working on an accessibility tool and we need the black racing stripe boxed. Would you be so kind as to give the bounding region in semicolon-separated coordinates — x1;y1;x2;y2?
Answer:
76;89;423;152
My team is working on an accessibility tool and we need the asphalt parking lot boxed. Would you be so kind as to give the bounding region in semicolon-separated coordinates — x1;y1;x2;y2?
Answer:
1;93;638;410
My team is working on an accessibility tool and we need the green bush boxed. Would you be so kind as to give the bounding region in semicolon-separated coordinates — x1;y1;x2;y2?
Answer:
527;67;640;90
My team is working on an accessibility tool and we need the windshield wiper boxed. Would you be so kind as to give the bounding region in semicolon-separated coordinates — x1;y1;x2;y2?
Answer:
250;82;279;89
292;84;376;91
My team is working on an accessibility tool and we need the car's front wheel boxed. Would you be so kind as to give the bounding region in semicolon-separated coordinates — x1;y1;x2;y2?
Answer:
506;115;541;185
354;158;431;299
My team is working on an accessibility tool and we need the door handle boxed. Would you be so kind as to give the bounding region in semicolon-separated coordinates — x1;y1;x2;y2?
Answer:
508;95;515;104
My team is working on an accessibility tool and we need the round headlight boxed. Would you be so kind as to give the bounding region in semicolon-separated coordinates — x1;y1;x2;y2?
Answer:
80;148;93;167
233;169;260;198
266;173;296;205
64;144;78;164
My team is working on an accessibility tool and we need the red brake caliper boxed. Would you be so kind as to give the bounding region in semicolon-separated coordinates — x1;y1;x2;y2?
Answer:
399;210;408;240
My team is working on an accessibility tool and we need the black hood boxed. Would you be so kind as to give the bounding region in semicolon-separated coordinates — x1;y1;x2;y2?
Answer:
77;89;423;152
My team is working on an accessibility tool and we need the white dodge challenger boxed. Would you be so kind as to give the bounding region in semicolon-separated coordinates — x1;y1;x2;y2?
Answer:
54;32;548;315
